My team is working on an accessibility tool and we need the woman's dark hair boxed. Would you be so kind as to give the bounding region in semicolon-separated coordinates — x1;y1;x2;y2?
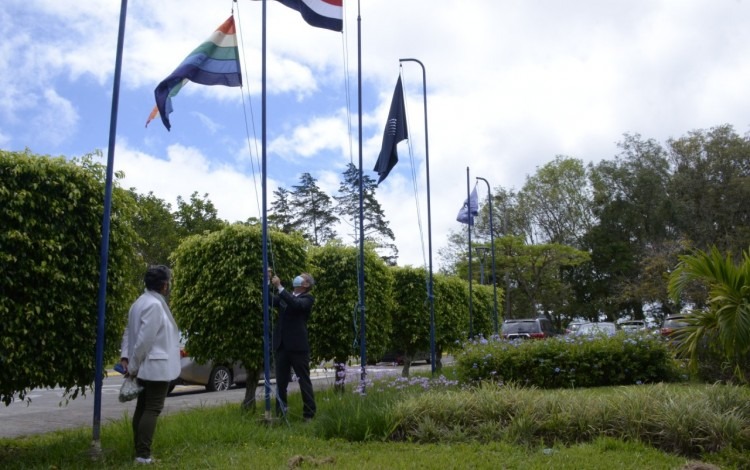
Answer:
144;265;171;291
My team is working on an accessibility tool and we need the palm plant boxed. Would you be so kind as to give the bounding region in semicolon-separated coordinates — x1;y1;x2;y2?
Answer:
667;246;750;383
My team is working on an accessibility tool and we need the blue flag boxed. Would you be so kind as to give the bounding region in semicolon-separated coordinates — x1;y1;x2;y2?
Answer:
457;186;479;225
373;76;408;184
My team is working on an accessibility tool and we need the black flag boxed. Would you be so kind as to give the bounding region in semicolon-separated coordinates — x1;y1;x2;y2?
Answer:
373;76;408;184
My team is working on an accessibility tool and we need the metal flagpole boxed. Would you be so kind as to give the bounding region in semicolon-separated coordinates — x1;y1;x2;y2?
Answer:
356;0;368;389
398;58;436;374
91;0;128;454
466;167;473;339
261;0;272;418
476;176;498;335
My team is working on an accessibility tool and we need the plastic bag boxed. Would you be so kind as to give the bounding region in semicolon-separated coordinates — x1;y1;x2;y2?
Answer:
118;377;143;402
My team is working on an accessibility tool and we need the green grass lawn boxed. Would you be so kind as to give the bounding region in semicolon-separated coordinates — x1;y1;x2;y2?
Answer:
1;370;746;469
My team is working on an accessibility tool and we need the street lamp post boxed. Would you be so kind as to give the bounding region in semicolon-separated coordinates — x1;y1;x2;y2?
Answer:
399;58;436;374
475;246;490;284
475;176;499;336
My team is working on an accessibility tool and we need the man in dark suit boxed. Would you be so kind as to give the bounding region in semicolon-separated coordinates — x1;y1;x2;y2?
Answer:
270;272;316;421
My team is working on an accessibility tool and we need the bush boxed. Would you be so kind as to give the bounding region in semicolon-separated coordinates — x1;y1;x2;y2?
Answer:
307;243;393;366
455;332;680;388
170;224;307;370
0;150;141;405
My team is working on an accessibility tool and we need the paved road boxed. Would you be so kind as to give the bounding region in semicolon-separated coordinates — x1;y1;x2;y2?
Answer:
0;364;413;439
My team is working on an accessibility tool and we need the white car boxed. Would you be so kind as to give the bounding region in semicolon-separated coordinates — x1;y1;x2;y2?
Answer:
169;342;250;393
573;322;617;337
619;320;647;333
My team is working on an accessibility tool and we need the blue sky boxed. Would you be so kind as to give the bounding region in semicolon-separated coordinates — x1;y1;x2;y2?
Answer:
2;0;750;268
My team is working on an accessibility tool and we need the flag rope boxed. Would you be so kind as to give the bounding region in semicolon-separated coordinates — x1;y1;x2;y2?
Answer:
400;69;430;272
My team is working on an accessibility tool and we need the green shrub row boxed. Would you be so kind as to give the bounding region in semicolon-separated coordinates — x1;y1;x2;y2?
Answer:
455;332;680;388
170;226;498;387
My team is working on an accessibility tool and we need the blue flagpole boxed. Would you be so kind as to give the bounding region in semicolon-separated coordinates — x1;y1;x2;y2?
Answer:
398;58;436;375
92;0;128;453
356;0;367;389
261;0;272;419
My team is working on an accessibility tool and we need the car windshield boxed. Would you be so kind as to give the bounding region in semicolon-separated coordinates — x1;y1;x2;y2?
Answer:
502;322;539;334
577;323;616;335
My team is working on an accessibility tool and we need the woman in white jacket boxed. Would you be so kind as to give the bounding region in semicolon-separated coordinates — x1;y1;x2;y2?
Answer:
120;265;181;465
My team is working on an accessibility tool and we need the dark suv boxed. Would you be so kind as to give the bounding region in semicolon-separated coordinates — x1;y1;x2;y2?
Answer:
501;318;557;340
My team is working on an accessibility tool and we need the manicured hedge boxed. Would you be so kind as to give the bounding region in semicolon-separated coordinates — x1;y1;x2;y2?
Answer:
0;150;141;405
456;332;680;388
170;224;307;371
307;244;393;365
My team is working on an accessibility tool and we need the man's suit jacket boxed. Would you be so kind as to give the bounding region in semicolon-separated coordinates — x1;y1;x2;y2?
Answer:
120;290;181;381
271;289;314;352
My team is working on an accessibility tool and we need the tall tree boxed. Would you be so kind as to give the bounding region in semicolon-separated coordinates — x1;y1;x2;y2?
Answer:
493;236;589;328
174;191;226;238
517;156;594;247
129;190;179;266
290;173;339;246
473;187;526;243
580;134;676;320
334;163;398;264
668;124;750;254
269;187;296;234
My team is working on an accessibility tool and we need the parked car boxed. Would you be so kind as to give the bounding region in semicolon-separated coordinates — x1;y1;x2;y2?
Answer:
619;320;647;333
572;322;617;337
564;321;585;335
660;315;688;338
501;318;557;340
169;342;249;393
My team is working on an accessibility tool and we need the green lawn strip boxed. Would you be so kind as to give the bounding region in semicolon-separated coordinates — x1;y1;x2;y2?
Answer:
0;378;745;469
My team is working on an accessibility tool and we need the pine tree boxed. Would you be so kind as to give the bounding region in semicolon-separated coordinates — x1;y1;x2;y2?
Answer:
334;163;398;264
269;187;296;234
290;172;339;246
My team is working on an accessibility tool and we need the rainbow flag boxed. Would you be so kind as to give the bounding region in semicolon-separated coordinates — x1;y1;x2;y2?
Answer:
277;0;343;32
146;16;242;130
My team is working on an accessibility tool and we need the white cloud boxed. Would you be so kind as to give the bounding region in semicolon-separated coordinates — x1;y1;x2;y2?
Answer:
115;142;273;224
269;110;351;160
28;90;79;147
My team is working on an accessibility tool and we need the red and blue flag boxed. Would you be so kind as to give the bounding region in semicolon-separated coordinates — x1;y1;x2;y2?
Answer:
277;0;343;32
